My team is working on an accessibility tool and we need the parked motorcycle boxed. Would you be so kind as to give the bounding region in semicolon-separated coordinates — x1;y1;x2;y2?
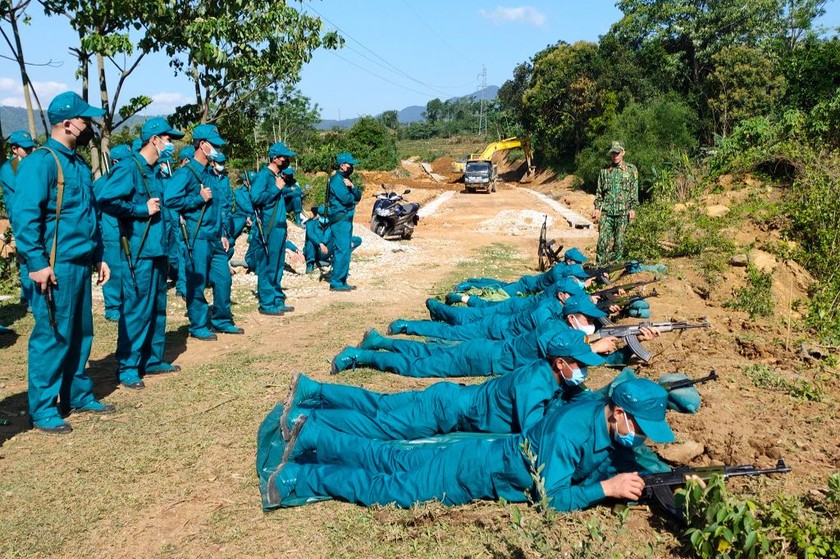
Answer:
370;185;421;240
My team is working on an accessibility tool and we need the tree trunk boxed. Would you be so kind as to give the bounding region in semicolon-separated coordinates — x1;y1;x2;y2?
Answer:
8;8;37;137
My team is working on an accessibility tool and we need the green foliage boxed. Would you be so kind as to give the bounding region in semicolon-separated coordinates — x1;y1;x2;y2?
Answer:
575;96;699;192
680;472;840;559
741;363;825;401
679;476;770;559
725;265;774;319
343;117;398;171
0;227;17;294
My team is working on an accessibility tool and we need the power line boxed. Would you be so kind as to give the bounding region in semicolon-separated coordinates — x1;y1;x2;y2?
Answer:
330;51;440;100
398;0;480;67
302;0;471;98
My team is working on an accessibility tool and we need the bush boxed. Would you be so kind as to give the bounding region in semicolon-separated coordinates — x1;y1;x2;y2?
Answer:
343;116;398;171
725;265;774;319
575;95;699;193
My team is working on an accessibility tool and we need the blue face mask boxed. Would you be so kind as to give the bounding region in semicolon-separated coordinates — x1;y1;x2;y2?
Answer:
563;364;587;386
159;141;175;159
204;144;221;162
615;412;645;448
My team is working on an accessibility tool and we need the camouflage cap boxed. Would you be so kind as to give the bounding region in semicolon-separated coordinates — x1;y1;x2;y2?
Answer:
608;141;625;154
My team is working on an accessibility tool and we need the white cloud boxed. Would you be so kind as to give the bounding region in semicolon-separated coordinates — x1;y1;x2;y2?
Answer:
479;6;547;27
145;91;194;115
0;78;71;107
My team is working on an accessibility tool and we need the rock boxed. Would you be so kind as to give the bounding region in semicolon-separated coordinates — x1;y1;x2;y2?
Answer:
729;254;748;267
659;440;705;464
749;249;778;274
706;204;730;218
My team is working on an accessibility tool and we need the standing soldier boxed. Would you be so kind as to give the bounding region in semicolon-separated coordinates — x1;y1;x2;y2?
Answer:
327;152;361;292
165;124;242;340
593;141;638;265
92;143;132;322
13;91;112;433
99;118;183;389
1;129;37;325
250;141;296;315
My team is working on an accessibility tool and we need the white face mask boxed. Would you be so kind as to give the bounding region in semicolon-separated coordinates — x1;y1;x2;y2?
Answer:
571;316;596;336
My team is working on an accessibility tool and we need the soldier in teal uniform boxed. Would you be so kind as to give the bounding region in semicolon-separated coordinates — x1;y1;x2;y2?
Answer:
92;143;132;322
250;142;296;315
168;145;195;298
1;129;37;324
280;166;304;226
264;378;675;511
13;91;113;433
164;124;242;340
303;204;361;273
326;152;361;291
281;329;603;441
593;142;638;265
99;118;183;389
331;295;617;378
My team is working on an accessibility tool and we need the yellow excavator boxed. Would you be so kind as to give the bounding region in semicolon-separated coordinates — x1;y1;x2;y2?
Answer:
451;137;535;191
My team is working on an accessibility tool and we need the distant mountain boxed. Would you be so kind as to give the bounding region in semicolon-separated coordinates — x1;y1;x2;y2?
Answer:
316;85;499;130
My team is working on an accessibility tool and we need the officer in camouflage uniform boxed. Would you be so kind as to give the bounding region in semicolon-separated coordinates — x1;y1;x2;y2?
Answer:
593;141;638;265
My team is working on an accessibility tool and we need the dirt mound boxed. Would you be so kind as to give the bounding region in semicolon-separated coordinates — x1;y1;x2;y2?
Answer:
477;209;551;236
430;156;455;176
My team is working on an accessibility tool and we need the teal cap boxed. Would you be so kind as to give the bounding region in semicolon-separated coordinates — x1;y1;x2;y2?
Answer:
565;264;590;280
562;294;607;319
141;117;184;142
608;141;625;154
537;329;605;366
555;276;585;297
564;247;588;264
193;124;226;146
109;144;132;161
47;91;105;125
179;146;195;160
9;130;35;148
611;379;674;443
281;166;295;176
268;141;296;158
336;151;358;165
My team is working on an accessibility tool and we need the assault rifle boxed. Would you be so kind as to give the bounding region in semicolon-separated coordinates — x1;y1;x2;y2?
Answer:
537;215;563;272
243;170;269;259
119;230;139;292
587;318;711;362
178;214;193;266
596;290;658;313
44;283;57;329
583;261;627;285
592;279;658;303
659;369;718;391
640;458;791;521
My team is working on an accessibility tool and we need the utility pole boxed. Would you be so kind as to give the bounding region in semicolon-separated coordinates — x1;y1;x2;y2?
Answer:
477;65;487;136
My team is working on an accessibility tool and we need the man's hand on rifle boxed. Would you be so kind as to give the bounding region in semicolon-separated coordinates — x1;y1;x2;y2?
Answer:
590;336;618;354
601;472;645;500
147;197;161;216
30;266;57;293
608;304;622;314
319;243;328;254
638;326;660;342
200;186;213;202
95;261;110;286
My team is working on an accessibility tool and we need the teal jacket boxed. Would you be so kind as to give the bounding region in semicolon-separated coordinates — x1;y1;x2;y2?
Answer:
326;171;361;223
305;217;332;247
250;166;289;234
204;169;234;240
1;158;21;229
92;174;120;244
98;154;167;259
164;158;223;241
13;138;102;270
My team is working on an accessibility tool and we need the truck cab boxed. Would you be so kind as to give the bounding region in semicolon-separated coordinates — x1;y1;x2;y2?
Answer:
464;159;497;193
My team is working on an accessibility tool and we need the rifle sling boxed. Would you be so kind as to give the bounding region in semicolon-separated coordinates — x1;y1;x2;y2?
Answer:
130;156;154;259
185;165;208;249
35;148;65;270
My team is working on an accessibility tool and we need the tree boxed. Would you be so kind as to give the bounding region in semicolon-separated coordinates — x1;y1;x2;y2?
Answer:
378;110;399;130
423;98;443;124
344;116;397;171
159;0;341;126
0;0;49;136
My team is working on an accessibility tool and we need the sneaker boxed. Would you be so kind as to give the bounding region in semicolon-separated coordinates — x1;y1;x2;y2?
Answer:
190;328;218;341
292;374;321;408
122;379;146;390
266;461;301;508
358;328;386;350
329;284;354;292
387;319;408;335
305;266;315;274
331;346;360;374
33;416;73;434
72;400;116;414
276;304;295;313
259;307;285;316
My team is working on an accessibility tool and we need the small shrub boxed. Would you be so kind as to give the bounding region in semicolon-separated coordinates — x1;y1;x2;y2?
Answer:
725;265;774;318
741;364;825;402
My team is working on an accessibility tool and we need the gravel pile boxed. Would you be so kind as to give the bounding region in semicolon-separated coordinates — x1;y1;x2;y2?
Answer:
477;210;553;236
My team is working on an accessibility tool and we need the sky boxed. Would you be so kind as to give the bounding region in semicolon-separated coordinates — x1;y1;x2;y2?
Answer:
1;0;839;122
